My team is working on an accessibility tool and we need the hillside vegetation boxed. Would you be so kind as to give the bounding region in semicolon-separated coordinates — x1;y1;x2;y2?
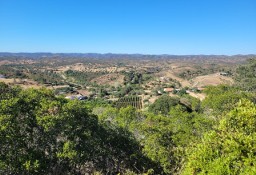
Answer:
0;58;256;174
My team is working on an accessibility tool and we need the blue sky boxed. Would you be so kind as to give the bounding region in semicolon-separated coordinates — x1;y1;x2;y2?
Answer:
0;0;255;54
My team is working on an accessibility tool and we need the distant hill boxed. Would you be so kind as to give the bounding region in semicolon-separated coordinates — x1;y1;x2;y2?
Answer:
0;52;255;60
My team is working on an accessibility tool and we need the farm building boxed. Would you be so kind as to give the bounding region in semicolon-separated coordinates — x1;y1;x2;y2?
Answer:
164;88;174;93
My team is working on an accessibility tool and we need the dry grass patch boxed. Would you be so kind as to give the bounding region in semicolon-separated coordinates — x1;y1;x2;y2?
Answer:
191;73;233;88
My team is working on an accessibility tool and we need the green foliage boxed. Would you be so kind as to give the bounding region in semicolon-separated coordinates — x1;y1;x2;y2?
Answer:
113;84;144;98
173;88;187;96
180;95;201;112
99;88;109;97
65;69;105;85
235;58;256;92
0;83;161;174
142;74;153;82
182;99;256;175
85;98;111;109
138;113;176;174
0;65;28;79
96;106;118;122
96;102;213;174
148;95;179;115
178;64;229;80
57;141;77;161
0;82;21;100
29;69;64;85
54;86;74;94
124;71;143;85
0;65;65;85
117;106;138;129
149;94;201;115
169;105;213;147
137;108;213;174
202;85;254;117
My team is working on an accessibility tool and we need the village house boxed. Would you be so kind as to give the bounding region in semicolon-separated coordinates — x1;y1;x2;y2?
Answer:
163;88;174;93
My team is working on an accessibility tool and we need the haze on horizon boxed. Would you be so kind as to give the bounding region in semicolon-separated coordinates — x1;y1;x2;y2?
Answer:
0;0;255;55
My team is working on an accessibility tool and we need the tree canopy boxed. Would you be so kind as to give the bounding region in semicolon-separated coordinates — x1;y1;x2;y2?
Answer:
182;99;256;175
0;83;161;174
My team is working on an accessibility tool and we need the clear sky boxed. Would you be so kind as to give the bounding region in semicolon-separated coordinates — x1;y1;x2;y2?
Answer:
0;0;255;55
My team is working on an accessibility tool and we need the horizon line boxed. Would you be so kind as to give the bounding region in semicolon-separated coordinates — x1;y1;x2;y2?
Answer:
1;52;256;57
